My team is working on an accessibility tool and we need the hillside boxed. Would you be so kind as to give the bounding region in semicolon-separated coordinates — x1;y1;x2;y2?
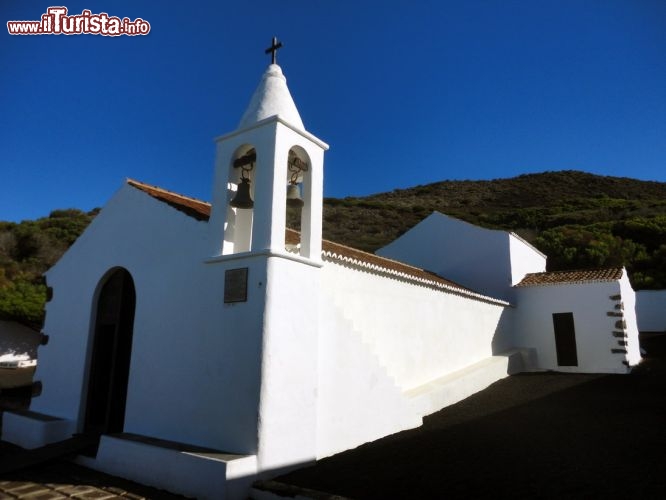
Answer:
318;170;666;288
2;171;666;327
319;170;666;245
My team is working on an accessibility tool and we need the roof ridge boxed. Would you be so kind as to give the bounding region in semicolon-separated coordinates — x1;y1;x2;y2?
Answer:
126;178;211;207
126;178;211;221
515;267;624;287
525;266;623;276
290;222;440;276
320;237;431;274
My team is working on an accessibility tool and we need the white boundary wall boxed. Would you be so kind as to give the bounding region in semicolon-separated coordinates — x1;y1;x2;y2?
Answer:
315;258;511;457
636;290;666;332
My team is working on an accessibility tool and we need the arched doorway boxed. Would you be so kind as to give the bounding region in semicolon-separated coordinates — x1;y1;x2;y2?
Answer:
84;268;136;435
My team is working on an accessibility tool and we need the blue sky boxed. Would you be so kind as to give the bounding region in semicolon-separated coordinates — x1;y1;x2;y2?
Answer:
1;1;665;222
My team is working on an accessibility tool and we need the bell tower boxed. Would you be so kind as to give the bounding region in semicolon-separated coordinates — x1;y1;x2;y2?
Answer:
208;39;328;262
207;40;329;471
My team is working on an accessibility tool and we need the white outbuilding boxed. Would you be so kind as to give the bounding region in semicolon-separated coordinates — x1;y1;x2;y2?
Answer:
377;211;547;302
513;268;642;373
378;214;642;374
2;56;643;499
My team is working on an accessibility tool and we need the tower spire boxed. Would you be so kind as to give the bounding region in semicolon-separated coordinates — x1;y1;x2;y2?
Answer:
238;44;304;130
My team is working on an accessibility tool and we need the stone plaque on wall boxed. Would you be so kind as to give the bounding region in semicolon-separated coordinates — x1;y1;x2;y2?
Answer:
224;268;248;303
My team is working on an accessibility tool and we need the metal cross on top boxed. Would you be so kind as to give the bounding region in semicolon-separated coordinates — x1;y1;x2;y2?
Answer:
265;36;283;64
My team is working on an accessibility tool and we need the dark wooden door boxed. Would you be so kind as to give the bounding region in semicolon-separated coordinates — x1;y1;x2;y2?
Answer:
84;269;136;435
552;312;578;366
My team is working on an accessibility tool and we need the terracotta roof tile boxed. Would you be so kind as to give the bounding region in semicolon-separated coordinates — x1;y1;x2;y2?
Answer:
515;268;624;287
127;179;506;305
127;179;211;221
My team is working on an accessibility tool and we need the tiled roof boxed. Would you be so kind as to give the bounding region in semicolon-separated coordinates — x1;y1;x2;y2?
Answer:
290;228;489;297
127;179;507;305
127;179;211;221
515;268;624;287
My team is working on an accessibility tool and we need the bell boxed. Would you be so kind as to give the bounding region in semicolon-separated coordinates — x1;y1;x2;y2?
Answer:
286;183;304;208
230;178;254;209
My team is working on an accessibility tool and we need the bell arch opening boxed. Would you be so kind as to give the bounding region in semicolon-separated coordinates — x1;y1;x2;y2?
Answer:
285;146;311;255
225;145;256;254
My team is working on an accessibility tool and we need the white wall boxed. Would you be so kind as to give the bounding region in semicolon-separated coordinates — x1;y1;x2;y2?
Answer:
315;258;510;457
316;282;420;458
636;290;666;332
255;256;320;471
509;233;547;286
513;275;641;373
619;273;642;366
321;261;508;390
31;184;266;454
377;212;544;302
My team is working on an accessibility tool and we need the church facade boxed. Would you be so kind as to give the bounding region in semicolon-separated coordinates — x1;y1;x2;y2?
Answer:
3;59;642;499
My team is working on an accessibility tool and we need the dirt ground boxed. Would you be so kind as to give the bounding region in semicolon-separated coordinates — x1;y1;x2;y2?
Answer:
277;334;666;499
1;336;664;499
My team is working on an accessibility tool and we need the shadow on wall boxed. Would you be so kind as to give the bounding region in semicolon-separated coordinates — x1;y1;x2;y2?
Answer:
490;306;517;356
490;306;537;374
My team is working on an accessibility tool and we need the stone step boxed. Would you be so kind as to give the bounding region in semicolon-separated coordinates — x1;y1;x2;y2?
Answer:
76;433;257;500
405;349;531;418
0;433;99;474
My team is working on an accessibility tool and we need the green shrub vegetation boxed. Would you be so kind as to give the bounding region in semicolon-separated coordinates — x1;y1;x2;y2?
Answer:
0;208;97;328
3;170;666;326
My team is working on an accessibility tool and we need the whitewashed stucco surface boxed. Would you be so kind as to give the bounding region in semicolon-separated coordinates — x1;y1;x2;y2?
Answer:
377;212;545;302
513;272;641;373
315;258;512;457
238;64;304;130
509;233;547;286
320;261;510;389
30;183;266;453
636;290;666;332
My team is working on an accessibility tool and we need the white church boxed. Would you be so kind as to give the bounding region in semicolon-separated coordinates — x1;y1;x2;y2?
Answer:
3;48;642;499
